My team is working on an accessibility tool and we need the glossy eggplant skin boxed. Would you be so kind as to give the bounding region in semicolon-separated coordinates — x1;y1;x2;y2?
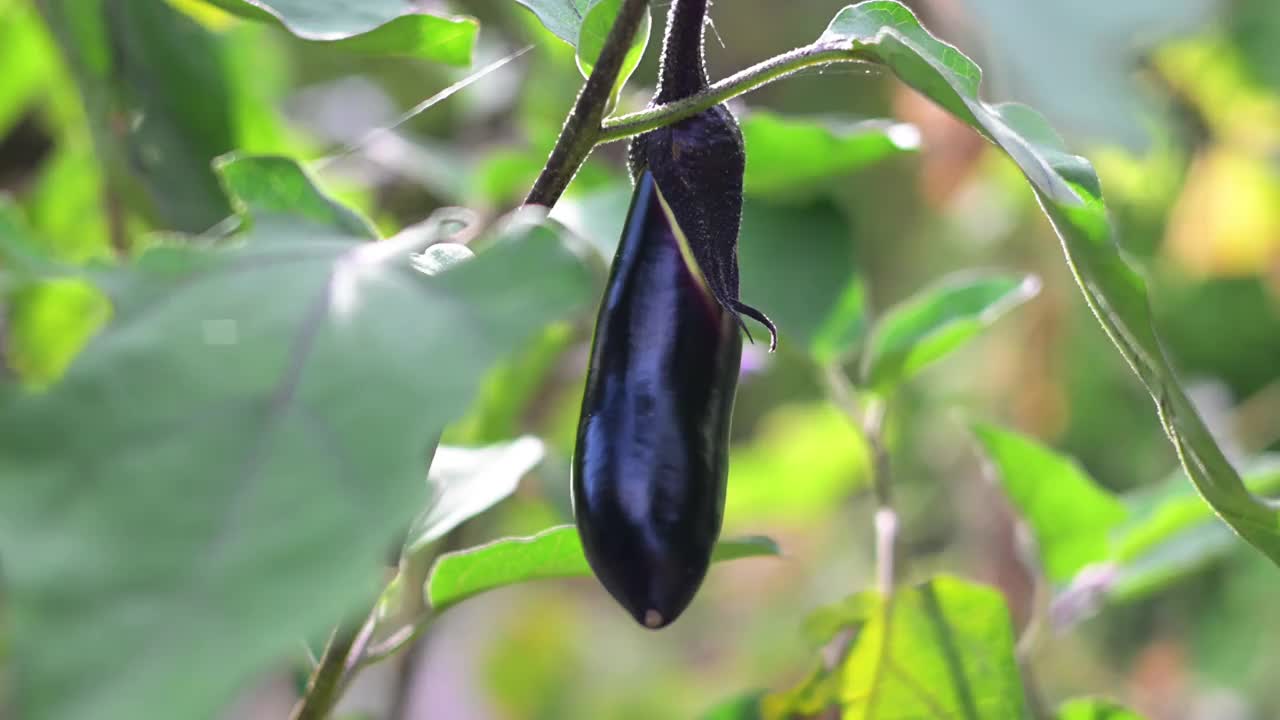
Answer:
573;170;743;629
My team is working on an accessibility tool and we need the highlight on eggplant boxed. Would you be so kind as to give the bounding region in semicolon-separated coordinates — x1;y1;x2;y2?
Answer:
571;0;775;629
573;170;742;629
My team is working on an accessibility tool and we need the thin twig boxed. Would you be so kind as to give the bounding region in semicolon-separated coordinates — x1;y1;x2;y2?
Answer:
524;0;652;208
598;42;871;144
821;365;899;593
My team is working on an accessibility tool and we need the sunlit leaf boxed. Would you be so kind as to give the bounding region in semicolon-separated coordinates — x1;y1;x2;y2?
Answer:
198;0;477;64
861;272;1039;392
973;423;1126;583
405;437;547;555
821;0;1280;569
575;0;651;106
427;525;780;612
216;154;377;237
0;157;592;720
765;576;1026;720
742;111;919;198
1057;698;1146;720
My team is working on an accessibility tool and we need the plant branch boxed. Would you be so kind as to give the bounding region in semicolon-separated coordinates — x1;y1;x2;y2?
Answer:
289;625;360;720
599;42;866;144
823;365;897;593
524;0;651;208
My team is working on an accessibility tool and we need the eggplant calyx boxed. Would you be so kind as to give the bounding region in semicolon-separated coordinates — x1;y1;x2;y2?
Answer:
729;299;778;352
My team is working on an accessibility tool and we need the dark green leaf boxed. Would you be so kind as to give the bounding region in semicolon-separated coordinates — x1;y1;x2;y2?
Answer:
427;525;781;612
822;0;1280;568
404;437;547;555
199;0;477;64
861;272;1039;392
0;159;592;720
738;198;866;361
40;0;236;233
1057;698;1145;720
767;576;1027;720
973;423;1127;583
742;111;919;198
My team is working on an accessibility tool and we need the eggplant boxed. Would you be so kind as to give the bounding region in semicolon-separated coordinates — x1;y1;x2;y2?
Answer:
573;170;742;628
571;0;774;628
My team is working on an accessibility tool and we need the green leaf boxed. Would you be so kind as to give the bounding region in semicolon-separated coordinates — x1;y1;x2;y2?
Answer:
404;437;547;555
0;202;107;388
575;0;651;105
738;198;866;361
862;272;1040;392
512;0;592;45
0;158;592;720
700;692;766;720
198;0;477;64
6;279;110;389
1057;698;1146;720
768;576;1027;720
742;111;919;198
427;525;781;613
972;424;1127;583
1110;459;1280;600
444;323;575;445
726;403;870;528
216;154;378;238
822;0;1280;569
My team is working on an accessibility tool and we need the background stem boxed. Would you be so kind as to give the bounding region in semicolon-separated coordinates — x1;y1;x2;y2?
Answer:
523;0;651;208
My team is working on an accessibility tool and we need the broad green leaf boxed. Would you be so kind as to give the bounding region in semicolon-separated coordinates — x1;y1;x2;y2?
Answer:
742;111;919;198
0;158;592;720
1109;459;1280;600
861;272;1039;392
427;525;781;612
767;576;1027;720
24;141;113;263
973;423;1126;583
822;0;1280;569
198;0;477;64
725;403;870;528
575;0;651;105
1057;698;1145;720
404;437;547;555
738;198;866;361
512;0;592;45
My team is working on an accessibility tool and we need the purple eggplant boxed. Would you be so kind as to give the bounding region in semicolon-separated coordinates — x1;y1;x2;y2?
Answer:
571;0;774;628
573;170;742;628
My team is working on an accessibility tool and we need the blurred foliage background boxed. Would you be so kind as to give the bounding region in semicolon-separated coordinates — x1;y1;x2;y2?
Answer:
2;0;1279;718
